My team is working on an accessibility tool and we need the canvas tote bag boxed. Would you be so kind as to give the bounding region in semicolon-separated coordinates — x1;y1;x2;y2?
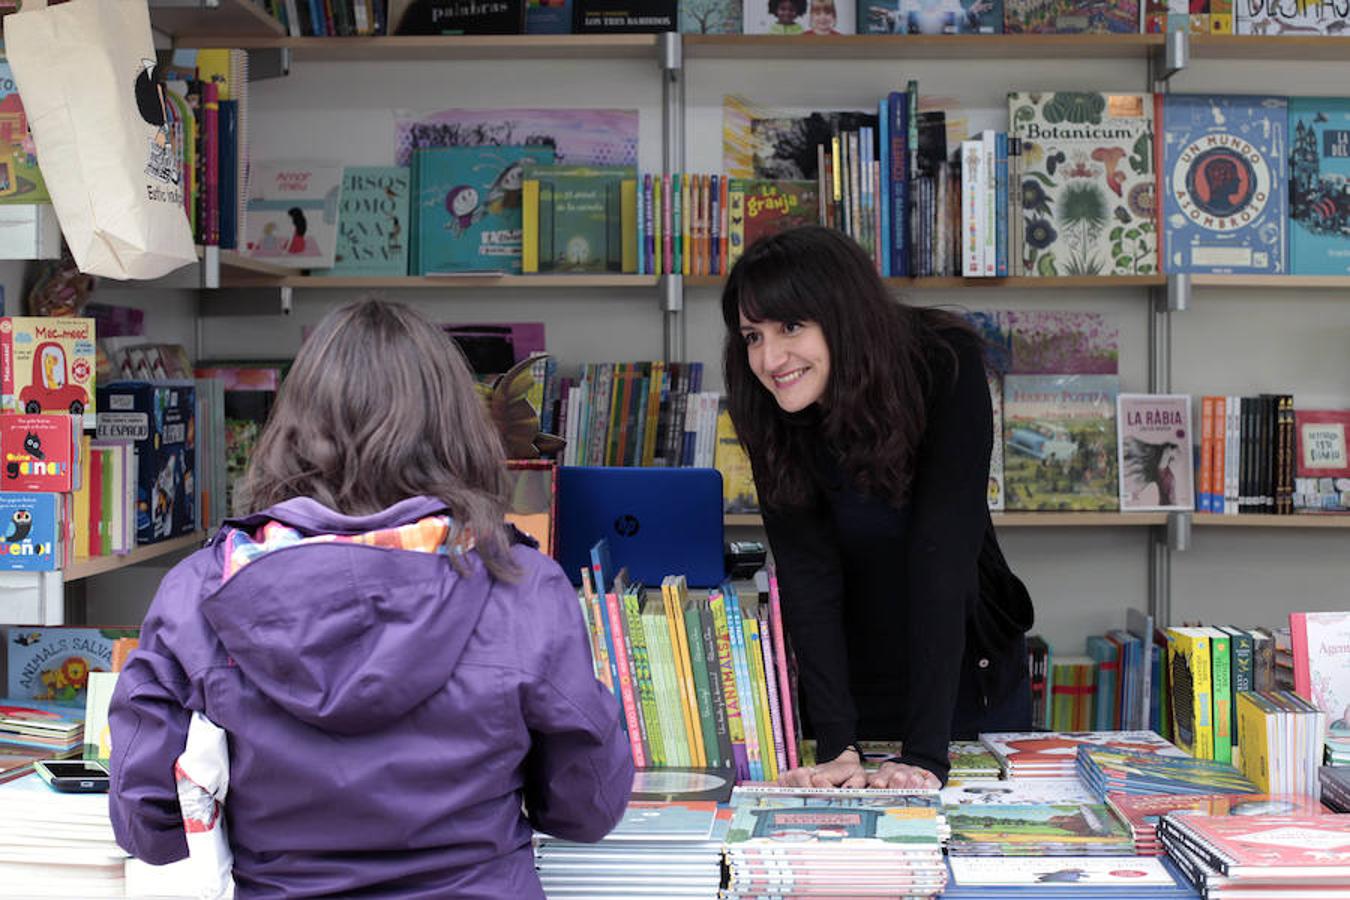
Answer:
6;0;197;280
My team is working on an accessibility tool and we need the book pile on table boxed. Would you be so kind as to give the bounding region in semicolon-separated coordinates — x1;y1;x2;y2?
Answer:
1077;747;1261;799
0;774;124;898
1158;812;1350;898
940;777;1096;809
0;699;84;756
1107;792;1330;856
945;802;1136;857
722;786;947;898
948;741;1002;782
1325;735;1350;766
943;854;1195;898
533;799;727;898
980;731;1187;779
1319;766;1350;813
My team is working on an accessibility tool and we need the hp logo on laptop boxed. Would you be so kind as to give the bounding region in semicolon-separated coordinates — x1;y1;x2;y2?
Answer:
613;514;640;538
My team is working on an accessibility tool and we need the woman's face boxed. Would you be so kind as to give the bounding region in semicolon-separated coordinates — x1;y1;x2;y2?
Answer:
738;310;831;413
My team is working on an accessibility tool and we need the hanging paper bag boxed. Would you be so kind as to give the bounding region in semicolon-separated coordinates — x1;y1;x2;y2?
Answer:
6;0;198;280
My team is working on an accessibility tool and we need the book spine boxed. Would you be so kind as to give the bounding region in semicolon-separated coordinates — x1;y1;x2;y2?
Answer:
663;579;705;767
768;572;799;771
623;589;664;767
758;605;789;778
725;586;763;781
1235;691;1270;792
1227;627;1253;749
604;589;647;767
1209;630;1232;764
203;81;220;247
710;590;748;781
691;595;730;770
1200;395;1215;513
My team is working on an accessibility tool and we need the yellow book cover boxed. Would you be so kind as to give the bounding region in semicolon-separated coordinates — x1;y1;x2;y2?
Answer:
681;175;691;277
709;590;747;756
621;178;637;274
714;407;758;514
641;604;685;766
580;567;613;692
1167;627;1214;760
521;180;540;273
641;360;664;467
72;434;91;559
743;612;779;781
1235;691;1271;792
727;181;745;268
661;576;706;767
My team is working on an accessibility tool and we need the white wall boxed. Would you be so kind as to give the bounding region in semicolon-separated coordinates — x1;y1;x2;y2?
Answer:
73;45;1350;651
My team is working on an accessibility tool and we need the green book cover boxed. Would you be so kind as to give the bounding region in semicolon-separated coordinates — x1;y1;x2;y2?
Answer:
313;166;410;276
1208;628;1232;764
682;594;722;769
535;164;633;273
642;608;688;767
623;586;665;768
1222;626;1253;749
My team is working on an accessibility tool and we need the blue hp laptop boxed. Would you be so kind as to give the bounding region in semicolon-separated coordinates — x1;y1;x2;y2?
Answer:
557;467;726;589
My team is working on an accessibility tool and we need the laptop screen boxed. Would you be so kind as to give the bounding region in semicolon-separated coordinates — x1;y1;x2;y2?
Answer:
557;467;726;589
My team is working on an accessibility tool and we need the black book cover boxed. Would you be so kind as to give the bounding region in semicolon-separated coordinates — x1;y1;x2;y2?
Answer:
573;0;676;32
394;0;527;34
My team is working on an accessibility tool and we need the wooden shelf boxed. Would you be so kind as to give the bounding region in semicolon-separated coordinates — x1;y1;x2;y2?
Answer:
175;34;661;61
1189;34;1350;62
63;532;207;583
221;274;660;289
726;512;1168;527
688;275;1164;290
152;0;284;39
1191;274;1350;291
201;248;295;279
1194;514;1350;529
684;33;1163;60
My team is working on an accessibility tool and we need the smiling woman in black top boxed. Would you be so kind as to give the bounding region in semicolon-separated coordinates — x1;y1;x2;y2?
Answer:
722;226;1035;789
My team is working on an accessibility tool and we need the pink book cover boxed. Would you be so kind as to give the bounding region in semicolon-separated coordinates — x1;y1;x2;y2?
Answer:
767;569;799;770
1110;793;1329;835
662;174;673;275
1117;393;1194;512
756;605;788;776
1289;610;1350;733
1177;814;1350;872
203;81;220;246
601;587;646;768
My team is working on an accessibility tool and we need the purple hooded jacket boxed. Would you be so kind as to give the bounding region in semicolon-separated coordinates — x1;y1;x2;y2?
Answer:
108;496;633;898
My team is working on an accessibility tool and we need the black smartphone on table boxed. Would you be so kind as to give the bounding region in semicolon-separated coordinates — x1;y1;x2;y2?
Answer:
34;759;110;793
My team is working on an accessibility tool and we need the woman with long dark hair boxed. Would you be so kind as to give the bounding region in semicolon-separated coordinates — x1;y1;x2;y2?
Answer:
109;298;632;897
723;226;1034;789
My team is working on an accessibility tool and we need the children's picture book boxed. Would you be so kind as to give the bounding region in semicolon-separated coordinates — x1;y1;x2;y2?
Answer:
726;179;819;267
0;492;60;572
749;111;877;180
945;802;1134;851
1117;394;1193;512
412;145;554;275
607;800;720;841
242;161;345;268
4;628;136;708
1009;92;1156;277
714;406;758;514
525;0;574;31
681;0;741;32
0;317;97;429
1235;0;1350;33
940;778;1096;807
1164;813;1350;873
0;57;49;203
1078;747;1260;796
743;0;854;34
1161;94;1288;275
1109;792;1328;837
395;108;639;170
1289;97;1350;275
1002;374;1120;512
524;164;635;274
948;855;1180;886
861;0;1002;34
0;414;78;493
980;731;1186;769
1003;311;1119;375
0;698;84;752
1294;409;1350;512
81;671;119;765
726;797;941;847
574;0;678;30
96;382;197;545
1003;0;1138;31
390;0;528;33
1290;610;1350;733
312;166;410;277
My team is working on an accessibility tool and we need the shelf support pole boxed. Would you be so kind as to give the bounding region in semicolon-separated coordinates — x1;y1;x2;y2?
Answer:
660;32;686;364
1149;29;1189;90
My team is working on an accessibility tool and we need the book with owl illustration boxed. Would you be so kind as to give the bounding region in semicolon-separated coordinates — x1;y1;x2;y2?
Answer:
95;382;196;546
0;492;60;571
0;414;79;493
1008;92;1156;277
1161;94;1288;275
412;145;555;275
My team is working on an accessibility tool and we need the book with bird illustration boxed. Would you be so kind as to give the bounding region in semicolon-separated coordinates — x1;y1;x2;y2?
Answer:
0;492;60;571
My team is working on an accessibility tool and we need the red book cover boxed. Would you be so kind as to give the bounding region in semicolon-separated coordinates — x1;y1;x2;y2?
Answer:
88;448;103;557
1111;792;1329;835
0;415;76;492
1294;409;1350;479
1175;813;1350;874
203;81;220;247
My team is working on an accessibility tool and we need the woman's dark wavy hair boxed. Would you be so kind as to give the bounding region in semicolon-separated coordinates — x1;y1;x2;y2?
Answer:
721;225;974;510
242;297;517;580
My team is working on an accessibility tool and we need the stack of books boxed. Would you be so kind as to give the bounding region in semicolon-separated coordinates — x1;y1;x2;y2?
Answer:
1326;735;1350;766
1319;767;1350;813
1076;746;1261;799
1236;690;1326;797
940;778;1096;809
723;786;947;898
0;774;125;897
1158;812;1350;897
943;855;1195;897
0;699;84;756
533;800;727;898
1107;793;1329;856
979;731;1186;780
948;741;1002;782
944;803;1135;857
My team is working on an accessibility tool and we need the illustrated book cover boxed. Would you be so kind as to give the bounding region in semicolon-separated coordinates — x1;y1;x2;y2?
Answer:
1117;393;1194;512
242;160;345;269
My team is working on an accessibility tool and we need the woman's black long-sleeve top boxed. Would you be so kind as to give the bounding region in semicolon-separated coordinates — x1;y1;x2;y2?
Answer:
760;328;1033;782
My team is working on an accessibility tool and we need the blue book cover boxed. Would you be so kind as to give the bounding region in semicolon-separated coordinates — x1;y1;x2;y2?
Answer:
0;493;60;572
411;145;555;275
96;382;196;545
1162;94;1288;275
861;0;1003;33
525;0;573;32
1289;97;1350;276
314;166;411;277
5;627;137;707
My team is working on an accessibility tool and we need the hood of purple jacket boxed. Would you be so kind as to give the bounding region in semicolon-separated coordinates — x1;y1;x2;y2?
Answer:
201;496;495;736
